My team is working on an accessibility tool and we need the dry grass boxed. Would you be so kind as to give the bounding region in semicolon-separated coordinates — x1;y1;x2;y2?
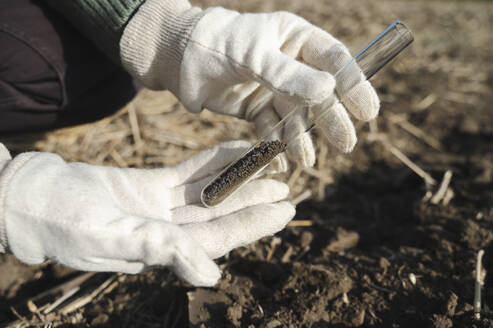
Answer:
1;0;493;326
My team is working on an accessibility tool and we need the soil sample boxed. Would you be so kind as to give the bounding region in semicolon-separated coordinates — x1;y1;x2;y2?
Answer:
202;140;287;207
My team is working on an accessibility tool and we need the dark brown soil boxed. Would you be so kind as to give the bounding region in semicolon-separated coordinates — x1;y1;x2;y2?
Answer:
1;0;493;327
202;140;287;207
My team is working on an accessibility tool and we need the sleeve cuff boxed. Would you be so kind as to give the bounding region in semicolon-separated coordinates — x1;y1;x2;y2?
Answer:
0;146;37;254
120;0;204;92
45;0;148;63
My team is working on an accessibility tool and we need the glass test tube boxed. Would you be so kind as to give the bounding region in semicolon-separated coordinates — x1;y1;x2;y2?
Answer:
201;21;414;207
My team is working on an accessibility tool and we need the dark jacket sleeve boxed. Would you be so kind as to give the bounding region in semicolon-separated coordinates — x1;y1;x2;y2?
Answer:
43;0;147;63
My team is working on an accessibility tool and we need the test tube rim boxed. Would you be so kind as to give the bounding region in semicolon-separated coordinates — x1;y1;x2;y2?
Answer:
353;20;414;79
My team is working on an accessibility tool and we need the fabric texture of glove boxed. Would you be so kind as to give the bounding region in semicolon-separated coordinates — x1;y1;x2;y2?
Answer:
0;141;295;286
120;0;380;168
0;143;13;253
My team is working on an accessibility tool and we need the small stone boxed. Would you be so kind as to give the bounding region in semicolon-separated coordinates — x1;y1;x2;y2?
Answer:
188;289;230;325
431;314;452;328
326;227;359;252
409;273;417;286
342;293;349;304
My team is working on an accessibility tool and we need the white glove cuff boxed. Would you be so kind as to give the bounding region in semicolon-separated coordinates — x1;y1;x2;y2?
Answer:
0;148;37;253
120;0;204;92
0;144;11;173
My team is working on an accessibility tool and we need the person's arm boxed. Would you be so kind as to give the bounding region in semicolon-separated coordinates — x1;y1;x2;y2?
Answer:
0;144;13;253
43;0;195;64
46;0;380;169
43;0;145;62
0;141;294;286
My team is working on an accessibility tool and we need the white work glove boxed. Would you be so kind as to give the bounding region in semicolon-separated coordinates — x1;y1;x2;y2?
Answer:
0;141;294;286
120;0;380;169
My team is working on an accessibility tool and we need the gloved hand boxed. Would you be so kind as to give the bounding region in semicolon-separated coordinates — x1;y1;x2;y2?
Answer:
120;0;380;169
0;141;294;286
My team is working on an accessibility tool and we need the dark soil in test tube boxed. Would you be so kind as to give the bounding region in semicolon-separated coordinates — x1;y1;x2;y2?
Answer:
202;140;287;207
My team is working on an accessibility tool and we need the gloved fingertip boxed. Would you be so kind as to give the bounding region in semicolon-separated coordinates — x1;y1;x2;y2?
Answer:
315;103;357;153
281;200;296;215
340;139;356;153
193;260;222;287
342;81;380;121
334;128;357;153
262;152;289;175
273;153;290;173
287;133;316;168
271;201;296;226
268;180;290;199
233;200;296;240
166;226;223;286
178;254;222;287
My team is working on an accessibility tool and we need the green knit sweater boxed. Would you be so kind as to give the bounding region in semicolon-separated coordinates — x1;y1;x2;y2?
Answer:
44;0;147;63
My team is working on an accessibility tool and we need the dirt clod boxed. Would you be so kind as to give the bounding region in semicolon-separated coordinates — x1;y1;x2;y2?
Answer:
445;292;459;317
326;227;359;253
432;314;453;328
227;304;242;326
